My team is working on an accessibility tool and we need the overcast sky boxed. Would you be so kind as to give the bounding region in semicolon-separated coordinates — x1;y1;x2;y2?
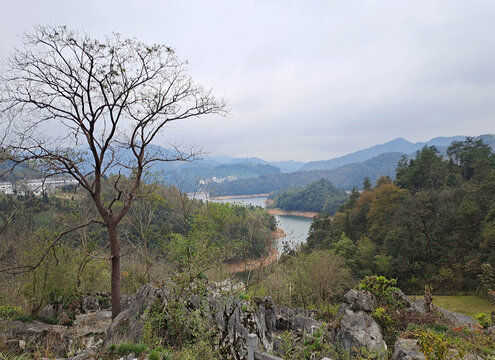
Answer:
1;1;494;161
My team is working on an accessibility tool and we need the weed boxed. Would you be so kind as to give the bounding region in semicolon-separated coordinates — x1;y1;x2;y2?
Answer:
108;342;148;356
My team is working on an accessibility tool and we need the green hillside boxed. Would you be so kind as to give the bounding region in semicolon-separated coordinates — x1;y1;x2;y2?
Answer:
270;179;346;214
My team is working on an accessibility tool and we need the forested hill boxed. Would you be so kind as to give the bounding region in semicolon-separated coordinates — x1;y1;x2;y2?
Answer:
305;138;495;294
269;179;347;214
210;152;403;195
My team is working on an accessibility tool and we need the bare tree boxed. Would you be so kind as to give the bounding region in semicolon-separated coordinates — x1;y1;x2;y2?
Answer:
0;25;226;317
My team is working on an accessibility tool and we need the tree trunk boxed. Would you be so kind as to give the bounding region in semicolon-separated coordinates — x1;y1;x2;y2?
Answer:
108;222;121;318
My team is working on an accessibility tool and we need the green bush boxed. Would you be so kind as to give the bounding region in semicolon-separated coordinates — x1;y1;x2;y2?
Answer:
474;312;491;329
359;275;400;306
0;305;23;320
416;330;452;360
149;348;172;360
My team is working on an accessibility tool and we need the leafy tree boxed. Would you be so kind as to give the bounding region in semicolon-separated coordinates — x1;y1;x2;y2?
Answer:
363;176;372;191
396;146;447;192
0;26;226;317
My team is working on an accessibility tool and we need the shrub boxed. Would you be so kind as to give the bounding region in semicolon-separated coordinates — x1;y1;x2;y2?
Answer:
474;312;491;329
359;275;400;307
416;330;451;360
0;305;23;320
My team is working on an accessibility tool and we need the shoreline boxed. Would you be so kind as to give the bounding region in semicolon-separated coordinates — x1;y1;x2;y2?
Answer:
226;226;286;273
208;193;269;200
267;208;317;219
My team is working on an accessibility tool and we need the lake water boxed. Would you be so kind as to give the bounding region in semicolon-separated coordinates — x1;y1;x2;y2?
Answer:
191;194;313;250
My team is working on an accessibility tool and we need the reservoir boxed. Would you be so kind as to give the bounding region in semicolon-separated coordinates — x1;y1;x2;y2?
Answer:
193;194;313;251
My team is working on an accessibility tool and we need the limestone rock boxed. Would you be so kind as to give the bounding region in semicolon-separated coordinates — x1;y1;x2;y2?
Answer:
276;307;321;332
342;289;376;312
40;304;56;318
0;310;112;357
332;307;387;355
391;338;425;360
81;296;100;313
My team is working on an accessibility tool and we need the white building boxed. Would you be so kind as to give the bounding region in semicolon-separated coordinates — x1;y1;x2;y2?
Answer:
0;182;14;195
0;177;79;195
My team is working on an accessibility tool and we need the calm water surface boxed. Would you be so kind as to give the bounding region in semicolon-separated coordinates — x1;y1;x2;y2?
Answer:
191;194;313;250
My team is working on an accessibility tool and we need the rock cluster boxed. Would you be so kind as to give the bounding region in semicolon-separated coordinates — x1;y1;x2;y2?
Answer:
8;285;486;359
331;289;387;356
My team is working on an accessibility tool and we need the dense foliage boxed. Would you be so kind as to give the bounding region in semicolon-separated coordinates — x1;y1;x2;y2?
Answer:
0;182;276;312
269;179;347;214
304;138;495;295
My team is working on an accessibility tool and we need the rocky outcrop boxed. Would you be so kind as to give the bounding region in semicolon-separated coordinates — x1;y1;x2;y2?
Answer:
331;289;387;355
276;307;321;332
104;284;279;360
0;310;111;357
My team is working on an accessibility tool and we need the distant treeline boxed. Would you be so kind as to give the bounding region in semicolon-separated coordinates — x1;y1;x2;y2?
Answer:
210;152;403;195
303;138;495;295
269;179;347;214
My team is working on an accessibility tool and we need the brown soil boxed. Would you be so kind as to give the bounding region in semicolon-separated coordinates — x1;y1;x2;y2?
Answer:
267;208;317;218
208;193;269;200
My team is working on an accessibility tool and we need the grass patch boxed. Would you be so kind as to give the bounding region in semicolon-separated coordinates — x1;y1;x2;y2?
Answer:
409;295;494;317
108;342;148;356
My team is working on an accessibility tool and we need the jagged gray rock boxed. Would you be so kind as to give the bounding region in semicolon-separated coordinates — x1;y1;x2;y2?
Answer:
40;304;56;318
0;310;111;357
391;338;425;360
276;307;321;332
331;289;387;355
104;284;278;360
332;308;387;355
342;289;376;312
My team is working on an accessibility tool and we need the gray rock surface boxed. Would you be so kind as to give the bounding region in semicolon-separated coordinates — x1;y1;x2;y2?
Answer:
391;338;425;360
0;310;111;357
104;284;279;360
332;308;387;355
342;289;376;312
40;304;56;318
331;289;387;355
276;306;321;332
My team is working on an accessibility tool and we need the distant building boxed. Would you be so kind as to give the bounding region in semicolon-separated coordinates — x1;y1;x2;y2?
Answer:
0;182;14;195
0;177;78;195
199;176;238;186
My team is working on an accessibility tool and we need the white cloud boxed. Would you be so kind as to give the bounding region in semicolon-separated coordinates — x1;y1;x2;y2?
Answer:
1;0;494;161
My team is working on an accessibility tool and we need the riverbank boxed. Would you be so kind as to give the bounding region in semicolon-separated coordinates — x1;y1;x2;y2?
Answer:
267;208;317;219
226;227;286;273
208;193;269;200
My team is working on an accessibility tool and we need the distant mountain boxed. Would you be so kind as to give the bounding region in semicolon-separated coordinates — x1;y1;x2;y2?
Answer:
225;157;305;173
301;138;412;171
301;135;471;171
210;152;404;196
210;134;495;195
